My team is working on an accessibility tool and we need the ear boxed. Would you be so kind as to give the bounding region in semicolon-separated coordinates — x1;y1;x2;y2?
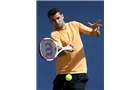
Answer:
61;14;64;19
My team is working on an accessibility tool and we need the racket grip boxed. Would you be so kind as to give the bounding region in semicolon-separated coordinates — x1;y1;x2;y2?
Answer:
64;46;73;50
64;46;73;54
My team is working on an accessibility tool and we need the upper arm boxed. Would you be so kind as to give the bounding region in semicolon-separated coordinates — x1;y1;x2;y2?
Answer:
50;31;62;46
73;21;92;35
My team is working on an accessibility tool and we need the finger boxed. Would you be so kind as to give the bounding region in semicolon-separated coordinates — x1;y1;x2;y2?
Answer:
97;25;102;30
88;22;93;26
95;19;101;24
88;20;101;26
97;24;102;26
97;26;100;29
72;46;76;50
69;44;76;51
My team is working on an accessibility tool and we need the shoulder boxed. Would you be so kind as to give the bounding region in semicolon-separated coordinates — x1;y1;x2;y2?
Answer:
50;30;60;38
67;21;82;27
68;21;80;24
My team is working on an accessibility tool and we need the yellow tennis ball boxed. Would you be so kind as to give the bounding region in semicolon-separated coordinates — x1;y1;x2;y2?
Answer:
65;74;72;81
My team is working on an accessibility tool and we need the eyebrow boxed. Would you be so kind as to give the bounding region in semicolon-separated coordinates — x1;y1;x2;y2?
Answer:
50;16;60;20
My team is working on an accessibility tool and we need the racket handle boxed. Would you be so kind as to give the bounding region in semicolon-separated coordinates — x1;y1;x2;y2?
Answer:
64;46;73;50
63;45;73;54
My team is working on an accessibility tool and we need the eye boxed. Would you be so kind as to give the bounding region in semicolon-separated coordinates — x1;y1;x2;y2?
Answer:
56;17;60;20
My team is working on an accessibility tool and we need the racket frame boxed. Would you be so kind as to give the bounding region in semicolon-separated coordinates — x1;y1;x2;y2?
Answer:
39;38;65;61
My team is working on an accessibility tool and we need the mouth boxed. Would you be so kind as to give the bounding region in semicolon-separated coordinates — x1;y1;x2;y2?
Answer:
56;23;61;27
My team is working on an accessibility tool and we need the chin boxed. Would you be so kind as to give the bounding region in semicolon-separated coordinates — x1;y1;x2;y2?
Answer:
55;24;63;29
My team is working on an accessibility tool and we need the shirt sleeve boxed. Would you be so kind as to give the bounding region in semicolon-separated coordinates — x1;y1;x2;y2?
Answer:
73;21;92;35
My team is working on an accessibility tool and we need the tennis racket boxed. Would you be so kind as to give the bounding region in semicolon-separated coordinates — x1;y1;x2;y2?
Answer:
39;37;72;61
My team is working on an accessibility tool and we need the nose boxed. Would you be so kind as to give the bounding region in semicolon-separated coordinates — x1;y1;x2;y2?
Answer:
56;19;59;23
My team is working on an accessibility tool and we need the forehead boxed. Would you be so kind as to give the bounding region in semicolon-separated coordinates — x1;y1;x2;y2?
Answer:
50;12;62;20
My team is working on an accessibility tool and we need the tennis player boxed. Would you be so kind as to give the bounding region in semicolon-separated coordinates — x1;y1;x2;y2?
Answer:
48;7;102;90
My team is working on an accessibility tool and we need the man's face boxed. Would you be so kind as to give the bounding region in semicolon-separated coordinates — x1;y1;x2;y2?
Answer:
49;12;64;29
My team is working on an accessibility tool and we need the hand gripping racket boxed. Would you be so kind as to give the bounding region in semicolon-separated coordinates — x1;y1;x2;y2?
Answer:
39;38;72;61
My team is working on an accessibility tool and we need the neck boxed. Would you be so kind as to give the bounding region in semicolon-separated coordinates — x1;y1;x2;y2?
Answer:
61;23;66;30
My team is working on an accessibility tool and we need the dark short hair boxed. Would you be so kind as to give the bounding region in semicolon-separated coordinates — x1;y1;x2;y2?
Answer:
47;7;62;19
